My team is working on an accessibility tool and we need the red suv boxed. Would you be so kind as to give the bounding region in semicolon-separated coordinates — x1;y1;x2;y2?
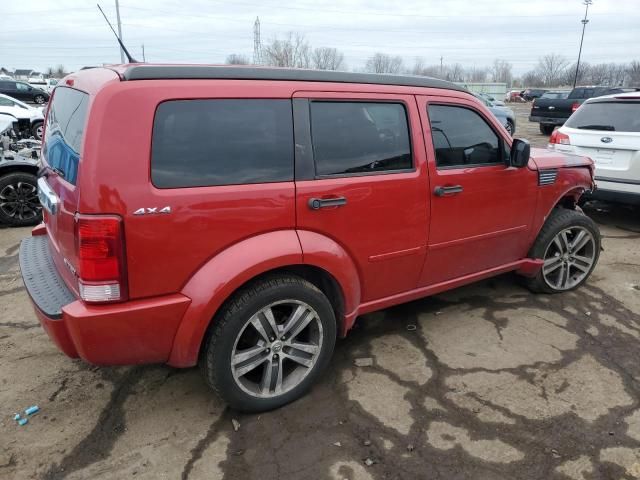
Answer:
20;65;600;411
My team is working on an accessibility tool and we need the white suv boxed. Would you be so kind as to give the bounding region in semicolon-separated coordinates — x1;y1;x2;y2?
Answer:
548;92;640;205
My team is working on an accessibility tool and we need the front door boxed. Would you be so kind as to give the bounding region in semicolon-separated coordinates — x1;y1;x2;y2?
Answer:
416;95;538;286
294;92;429;302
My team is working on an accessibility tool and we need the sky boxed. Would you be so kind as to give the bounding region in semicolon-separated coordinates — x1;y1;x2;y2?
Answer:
2;0;639;76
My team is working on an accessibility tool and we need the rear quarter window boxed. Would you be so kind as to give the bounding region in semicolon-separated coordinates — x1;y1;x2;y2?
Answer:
151;99;294;188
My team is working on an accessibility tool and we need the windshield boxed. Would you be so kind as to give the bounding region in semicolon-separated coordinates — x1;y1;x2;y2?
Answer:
43;87;89;184
565;101;640;132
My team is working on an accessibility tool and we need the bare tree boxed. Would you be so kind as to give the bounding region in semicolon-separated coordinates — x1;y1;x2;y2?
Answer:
445;63;465;82
536;54;569;87
262;33;311;68
365;53;403;74
466;66;488;82
411;58;443;78
491;59;513;86
522;70;544;87
565;61;591;86
628;60;640;86
311;47;344;71
226;54;250;65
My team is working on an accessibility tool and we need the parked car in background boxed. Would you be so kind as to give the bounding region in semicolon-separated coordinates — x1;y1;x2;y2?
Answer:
478;92;506;106
0;114;42;226
28;78;58;94
20;65;600;413
530;86;635;135
548;92;640;205
0;79;49;104
505;90;525;102
522;88;547;101
473;92;516;135
0;94;45;139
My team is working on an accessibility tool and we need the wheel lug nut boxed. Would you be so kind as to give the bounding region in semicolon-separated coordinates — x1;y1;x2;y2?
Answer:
270;337;275;342
273;354;278;359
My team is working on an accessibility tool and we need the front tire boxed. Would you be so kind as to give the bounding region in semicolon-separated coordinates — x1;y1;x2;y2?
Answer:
0;172;43;227
505;120;515;136
201;275;337;412
524;208;601;293
32;121;43;140
33;95;46;105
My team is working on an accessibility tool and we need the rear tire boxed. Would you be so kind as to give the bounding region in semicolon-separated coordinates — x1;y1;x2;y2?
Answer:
539;124;555;135
201;274;337;412
524;208;600;293
0;172;42;227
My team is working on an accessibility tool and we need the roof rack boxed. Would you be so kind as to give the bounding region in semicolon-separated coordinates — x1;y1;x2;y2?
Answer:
122;65;467;92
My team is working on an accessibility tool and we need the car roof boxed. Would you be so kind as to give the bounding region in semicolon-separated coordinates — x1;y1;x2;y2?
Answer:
120;64;467;92
586;91;640;103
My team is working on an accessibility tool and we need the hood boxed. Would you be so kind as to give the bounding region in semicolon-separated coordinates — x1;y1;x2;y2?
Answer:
530;147;594;170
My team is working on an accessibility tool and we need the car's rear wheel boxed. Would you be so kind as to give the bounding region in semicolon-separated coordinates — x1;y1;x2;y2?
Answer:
0;172;43;227
505;120;515;136
33;95;46;105
201;275;336;412
524;208;600;293
539;124;555;135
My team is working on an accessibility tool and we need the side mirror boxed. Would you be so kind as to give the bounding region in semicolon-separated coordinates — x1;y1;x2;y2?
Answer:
510;138;530;168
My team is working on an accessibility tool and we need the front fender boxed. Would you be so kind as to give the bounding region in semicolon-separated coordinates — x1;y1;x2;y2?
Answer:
167;230;303;367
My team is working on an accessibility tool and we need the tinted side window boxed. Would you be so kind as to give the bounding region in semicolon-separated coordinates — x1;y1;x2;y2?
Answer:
570;88;585;99
16;83;29;91
428;105;501;168
151;99;294;188
309;102;412;176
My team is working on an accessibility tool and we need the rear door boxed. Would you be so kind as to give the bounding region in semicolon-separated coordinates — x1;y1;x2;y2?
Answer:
40;86;90;294
294;91;429;302
417;95;538;285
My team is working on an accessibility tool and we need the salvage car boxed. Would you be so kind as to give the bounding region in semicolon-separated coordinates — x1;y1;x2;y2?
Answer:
473;92;516;135
0;93;45;139
548;92;640;205
0;114;42;226
20;65;600;412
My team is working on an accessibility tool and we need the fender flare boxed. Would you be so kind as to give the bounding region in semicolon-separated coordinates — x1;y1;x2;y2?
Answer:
167;230;303;367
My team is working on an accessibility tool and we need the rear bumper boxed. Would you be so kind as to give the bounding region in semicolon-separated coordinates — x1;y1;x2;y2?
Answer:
586;178;640;205
20;235;191;365
529;115;565;125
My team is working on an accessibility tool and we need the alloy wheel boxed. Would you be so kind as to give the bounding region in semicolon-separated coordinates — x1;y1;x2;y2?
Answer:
231;299;324;398
0;181;41;221
542;226;596;290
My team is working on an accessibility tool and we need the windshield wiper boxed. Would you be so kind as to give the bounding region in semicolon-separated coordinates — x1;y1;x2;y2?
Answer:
576;124;616;131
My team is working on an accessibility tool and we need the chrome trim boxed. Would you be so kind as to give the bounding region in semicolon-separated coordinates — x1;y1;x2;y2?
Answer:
37;177;60;215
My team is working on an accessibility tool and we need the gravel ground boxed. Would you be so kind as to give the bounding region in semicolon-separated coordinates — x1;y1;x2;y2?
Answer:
1;105;639;480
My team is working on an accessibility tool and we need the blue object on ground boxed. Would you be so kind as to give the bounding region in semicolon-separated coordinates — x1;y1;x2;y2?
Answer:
18;417;28;426
14;413;21;421
25;405;39;416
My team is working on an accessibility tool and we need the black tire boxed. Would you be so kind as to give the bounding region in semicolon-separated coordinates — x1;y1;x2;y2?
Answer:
0;172;43;227
539;124;555;135
31;121;43;140
201;274;337;412
33;95;46;105
505;120;515;136
524;208;601;294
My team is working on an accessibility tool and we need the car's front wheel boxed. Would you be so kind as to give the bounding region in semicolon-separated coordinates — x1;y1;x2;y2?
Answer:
505;120;515;136
201;275;336;412
33;95;46;105
0;172;43;227
524;208;600;293
32;121;43;140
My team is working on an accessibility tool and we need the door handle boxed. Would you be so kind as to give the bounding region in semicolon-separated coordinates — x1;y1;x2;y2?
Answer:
434;185;463;197
308;197;347;210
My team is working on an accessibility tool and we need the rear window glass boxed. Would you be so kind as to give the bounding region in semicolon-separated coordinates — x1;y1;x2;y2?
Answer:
565;101;640;132
43;86;89;185
309;101;412;176
541;92;569;99
151;99;293;188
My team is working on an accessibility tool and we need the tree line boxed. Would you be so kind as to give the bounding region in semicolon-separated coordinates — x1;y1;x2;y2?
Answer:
227;32;640;88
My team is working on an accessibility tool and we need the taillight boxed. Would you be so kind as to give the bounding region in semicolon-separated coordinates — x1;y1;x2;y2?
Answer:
74;215;127;303
549;129;570;145
571;102;581;112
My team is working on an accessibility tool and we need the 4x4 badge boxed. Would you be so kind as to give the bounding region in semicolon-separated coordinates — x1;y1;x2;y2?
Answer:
133;206;171;215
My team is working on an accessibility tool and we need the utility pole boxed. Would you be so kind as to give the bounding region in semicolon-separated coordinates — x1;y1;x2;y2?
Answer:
115;0;125;63
573;0;592;87
440;56;443;77
253;17;262;65
142;44;146;62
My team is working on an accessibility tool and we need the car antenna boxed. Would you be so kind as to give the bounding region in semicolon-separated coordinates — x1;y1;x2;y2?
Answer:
96;3;138;63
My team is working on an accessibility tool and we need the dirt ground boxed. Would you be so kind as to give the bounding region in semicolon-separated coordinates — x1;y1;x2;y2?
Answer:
1;107;640;480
